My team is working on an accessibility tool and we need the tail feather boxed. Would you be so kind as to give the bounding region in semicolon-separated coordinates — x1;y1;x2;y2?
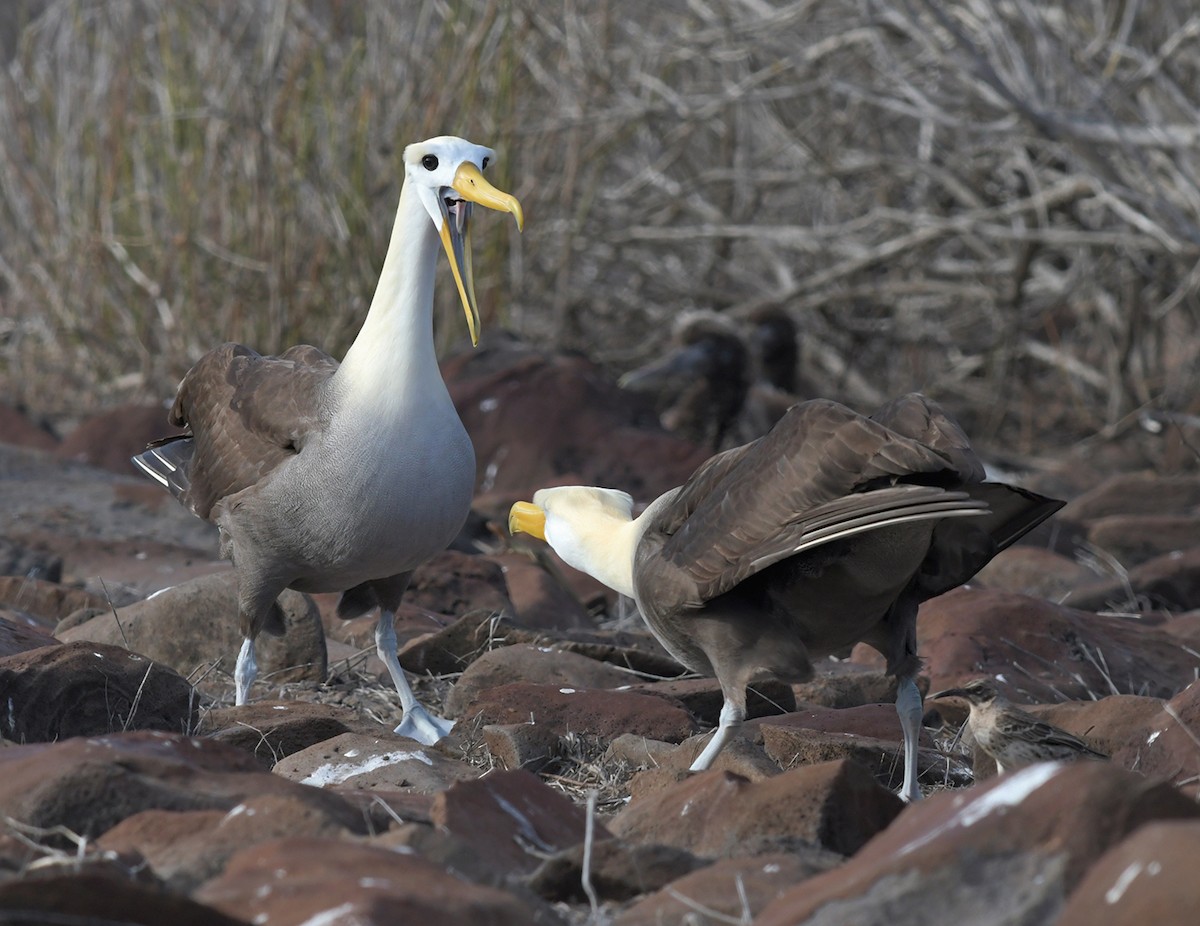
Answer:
131;436;193;503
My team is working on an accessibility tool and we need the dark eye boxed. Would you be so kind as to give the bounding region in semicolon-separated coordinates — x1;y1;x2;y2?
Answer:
421;155;438;171
482;157;490;170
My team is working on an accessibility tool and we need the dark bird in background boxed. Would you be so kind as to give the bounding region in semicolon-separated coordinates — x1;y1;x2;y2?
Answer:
510;393;1064;801
929;677;1108;774
133;136;523;744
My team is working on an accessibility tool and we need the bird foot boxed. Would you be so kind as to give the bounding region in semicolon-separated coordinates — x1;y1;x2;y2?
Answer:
393;706;455;745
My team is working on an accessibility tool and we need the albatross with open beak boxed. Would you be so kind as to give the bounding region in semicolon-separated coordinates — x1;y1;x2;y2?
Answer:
510;394;1063;801
134;136;523;744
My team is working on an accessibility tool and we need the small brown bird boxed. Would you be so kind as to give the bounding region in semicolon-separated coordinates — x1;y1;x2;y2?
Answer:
929;678;1108;774
509;394;1064;801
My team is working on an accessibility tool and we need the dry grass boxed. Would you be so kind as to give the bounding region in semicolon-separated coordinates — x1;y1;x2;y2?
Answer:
1;0;1198;461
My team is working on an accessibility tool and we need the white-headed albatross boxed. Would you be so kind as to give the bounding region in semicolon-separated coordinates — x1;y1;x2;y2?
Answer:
509;394;1063;801
133;136;523;744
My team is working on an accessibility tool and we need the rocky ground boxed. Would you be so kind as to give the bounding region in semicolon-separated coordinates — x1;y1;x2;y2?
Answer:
2;349;1200;925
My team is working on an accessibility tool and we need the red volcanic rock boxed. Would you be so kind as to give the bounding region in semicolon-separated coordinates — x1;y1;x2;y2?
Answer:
612;761;903;858
529;838;703;903
0;610;58;658
485;551;594;630
482;722;563;772
1069;546;1200;612
617;852;839;926
446;348;709;500
0;402;58;450
974;544;1093;599
195;836;539;925
0;575;108;626
756;762;1200;926
56;402;181;474
273;731;479;793
1057;820;1200;926
459;681;697;744
791;667;905;709
446;642;636;715
1085;513;1200;565
96;791;366;892
627;677;796;725
405;549;514;620
0;731;360;840
58;570;327;696
0;873;243;926
1062;473;1200;522
431;769;608;875
0;641;196;741
852;587;1200;701
199;700;389;768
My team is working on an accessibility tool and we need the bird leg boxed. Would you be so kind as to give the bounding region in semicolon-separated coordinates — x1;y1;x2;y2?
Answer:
234;636;257;706
690;695;746;771
375;608;454;745
895;675;924;802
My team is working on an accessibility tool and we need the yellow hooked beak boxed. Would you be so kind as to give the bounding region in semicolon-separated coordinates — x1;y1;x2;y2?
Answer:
508;501;546;541
440;162;524;347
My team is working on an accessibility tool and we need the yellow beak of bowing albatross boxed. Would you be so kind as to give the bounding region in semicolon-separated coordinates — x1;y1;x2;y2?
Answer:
439;162;524;346
508;500;547;540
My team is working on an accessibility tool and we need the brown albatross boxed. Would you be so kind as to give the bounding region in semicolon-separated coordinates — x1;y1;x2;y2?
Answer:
509;394;1063;800
133;136;523;744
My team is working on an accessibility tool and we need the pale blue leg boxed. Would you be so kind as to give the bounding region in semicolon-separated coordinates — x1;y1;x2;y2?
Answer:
376;609;454;744
234;636;257;706
896;676;924;802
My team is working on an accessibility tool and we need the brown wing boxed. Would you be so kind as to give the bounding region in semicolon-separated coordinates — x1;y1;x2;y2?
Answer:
871;393;986;483
652;399;969;601
166;342;338;519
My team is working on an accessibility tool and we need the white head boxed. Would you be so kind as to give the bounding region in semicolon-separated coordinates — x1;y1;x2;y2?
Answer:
509;486;638;598
402;136;524;345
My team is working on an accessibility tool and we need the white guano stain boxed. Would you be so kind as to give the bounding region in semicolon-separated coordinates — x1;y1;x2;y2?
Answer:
559;688;576;694
898;762;1065;857
299;751;433;787
1147;730;1163;746
1106;859;1162;904
297;903;356;926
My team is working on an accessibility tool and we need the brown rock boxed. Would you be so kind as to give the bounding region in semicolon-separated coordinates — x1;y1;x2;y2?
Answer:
486;551;594;630
791;667;904;709
446;642;634;715
431;769;608;876
975;544;1093;599
0;641;197;742
1085;513;1200;565
398;611;537;675
1063;473;1200;522
195;836;543;925
57;570;327;695
460;681;696;743
96;791;366;892
0;873;243;926
854;587;1200;702
0;402;58;450
617;852;839;926
0;731;359;839
756;716;967;793
529;838;703;903
0;575;107;625
1069;546;1200;612
483;722;563;772
56;402;182;474
1057;820;1200;926
405;549;514;620
611;761;903;858
198;700;387;767
0;539;62;584
626;734;785;794
756;761;1200;926
272;731;479;792
0;611;58;658
628;676;797;725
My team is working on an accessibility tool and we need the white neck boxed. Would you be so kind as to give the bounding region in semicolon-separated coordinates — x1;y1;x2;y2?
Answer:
553;504;659;601
333;182;444;415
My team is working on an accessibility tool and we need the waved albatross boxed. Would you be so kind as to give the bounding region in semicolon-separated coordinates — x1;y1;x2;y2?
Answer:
134;136;523;744
509;394;1063;800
